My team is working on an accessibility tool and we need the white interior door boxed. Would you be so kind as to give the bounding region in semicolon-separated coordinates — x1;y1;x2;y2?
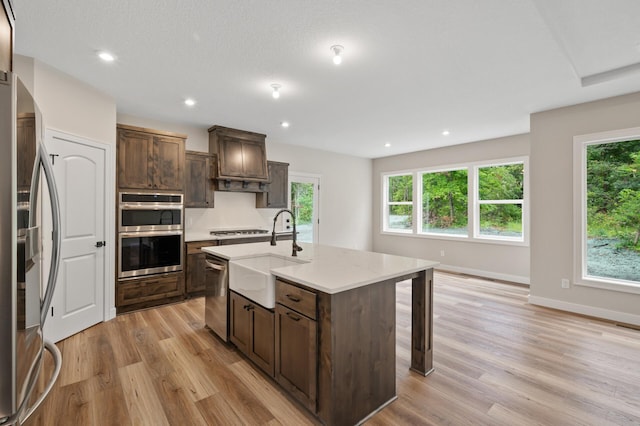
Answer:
289;173;320;243
43;131;105;342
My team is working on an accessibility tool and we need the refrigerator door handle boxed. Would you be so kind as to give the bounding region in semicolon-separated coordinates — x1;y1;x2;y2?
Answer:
29;143;62;326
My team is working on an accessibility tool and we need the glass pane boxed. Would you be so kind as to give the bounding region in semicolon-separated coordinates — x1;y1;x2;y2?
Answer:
388;175;413;202
586;139;640;283
479;204;522;238
421;169;468;235
388;205;412;230
291;182;315;243
478;164;524;200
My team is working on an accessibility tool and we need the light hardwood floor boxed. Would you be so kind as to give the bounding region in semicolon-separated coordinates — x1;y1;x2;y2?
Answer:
25;272;640;425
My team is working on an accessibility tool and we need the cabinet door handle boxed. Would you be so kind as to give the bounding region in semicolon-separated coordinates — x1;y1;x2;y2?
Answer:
286;294;301;302
286;312;301;321
244;304;254;311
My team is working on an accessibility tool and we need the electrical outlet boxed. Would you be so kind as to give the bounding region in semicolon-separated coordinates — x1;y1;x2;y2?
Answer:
440;250;445;257
561;278;570;289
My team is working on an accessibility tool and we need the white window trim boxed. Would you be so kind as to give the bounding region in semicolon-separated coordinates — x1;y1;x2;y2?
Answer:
382;172;414;234
418;165;469;238
473;159;529;245
380;156;529;247
573;127;640;295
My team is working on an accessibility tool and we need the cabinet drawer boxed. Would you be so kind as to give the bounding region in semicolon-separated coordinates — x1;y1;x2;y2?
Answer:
117;273;184;306
276;280;316;320
186;240;217;254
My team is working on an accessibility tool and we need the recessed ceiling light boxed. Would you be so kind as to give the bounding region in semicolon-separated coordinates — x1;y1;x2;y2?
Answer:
331;45;344;65
97;51;115;62
281;121;290;128
384;142;391;148
442;130;450;136
184;98;196;107
271;83;281;99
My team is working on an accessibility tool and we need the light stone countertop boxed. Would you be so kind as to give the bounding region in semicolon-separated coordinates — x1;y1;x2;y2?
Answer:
202;242;439;294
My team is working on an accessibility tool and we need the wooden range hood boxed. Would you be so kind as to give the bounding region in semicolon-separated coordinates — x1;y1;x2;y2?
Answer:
208;125;269;193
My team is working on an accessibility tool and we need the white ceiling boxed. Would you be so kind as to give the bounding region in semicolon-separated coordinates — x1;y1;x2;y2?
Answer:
13;0;640;159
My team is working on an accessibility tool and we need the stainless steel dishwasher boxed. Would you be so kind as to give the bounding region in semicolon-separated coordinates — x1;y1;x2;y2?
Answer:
204;255;229;342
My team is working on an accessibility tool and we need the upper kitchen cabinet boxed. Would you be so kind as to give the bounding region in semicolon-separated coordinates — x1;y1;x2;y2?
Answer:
256;161;289;208
185;150;215;208
1;0;14;73
117;124;186;191
208;125;269;190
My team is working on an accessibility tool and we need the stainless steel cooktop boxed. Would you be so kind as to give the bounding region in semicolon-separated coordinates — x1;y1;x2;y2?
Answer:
209;229;270;236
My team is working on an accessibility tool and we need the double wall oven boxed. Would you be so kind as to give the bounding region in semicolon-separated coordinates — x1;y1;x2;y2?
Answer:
118;192;183;279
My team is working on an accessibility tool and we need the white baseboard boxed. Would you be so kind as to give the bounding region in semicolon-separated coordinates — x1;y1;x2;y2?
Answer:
436;264;530;285
107;307;117;321
528;295;640;327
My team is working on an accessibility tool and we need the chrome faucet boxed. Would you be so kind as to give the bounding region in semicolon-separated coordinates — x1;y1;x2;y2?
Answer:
271;208;303;257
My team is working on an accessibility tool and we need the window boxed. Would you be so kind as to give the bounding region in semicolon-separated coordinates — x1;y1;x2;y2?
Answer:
476;163;524;240
384;174;413;232
421;169;468;236
575;129;640;291
382;157;527;245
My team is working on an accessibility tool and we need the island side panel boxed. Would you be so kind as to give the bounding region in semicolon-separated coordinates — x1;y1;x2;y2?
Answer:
411;268;434;375
317;279;396;425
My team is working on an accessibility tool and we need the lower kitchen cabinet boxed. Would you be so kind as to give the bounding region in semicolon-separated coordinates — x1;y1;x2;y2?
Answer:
230;291;275;377
274;281;317;413
116;272;184;314
185;240;218;296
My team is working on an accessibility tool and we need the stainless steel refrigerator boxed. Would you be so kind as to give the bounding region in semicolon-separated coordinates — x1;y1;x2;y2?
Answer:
0;71;63;424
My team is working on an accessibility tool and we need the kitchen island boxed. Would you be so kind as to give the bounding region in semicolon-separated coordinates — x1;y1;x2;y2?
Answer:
202;242;438;425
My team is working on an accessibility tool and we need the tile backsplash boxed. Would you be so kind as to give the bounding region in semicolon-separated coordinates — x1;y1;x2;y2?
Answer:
185;191;284;232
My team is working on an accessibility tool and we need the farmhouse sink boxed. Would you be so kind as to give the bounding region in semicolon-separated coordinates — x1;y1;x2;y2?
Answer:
229;254;308;309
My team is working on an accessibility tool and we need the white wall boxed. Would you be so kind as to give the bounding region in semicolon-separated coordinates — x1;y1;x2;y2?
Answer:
33;59;116;145
372;134;530;283
117;113;374;251
530;91;640;326
266;141;373;251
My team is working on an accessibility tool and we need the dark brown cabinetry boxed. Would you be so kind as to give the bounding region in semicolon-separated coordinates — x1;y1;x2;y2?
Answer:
1;0;14;73
230;291;275;377
185;240;218;296
185;151;215;208
116;272;184;313
256;161;289;208
117;124;186;191
275;279;317;413
208;125;268;191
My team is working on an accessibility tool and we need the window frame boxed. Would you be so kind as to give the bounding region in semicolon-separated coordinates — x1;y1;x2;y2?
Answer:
573;127;640;295
382;172;415;234
418;165;469;238
473;160;527;243
381;156;528;247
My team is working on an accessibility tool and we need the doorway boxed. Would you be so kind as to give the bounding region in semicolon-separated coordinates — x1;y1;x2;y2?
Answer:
289;173;320;243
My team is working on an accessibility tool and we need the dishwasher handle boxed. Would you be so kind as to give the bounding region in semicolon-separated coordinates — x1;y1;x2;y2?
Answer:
205;259;226;272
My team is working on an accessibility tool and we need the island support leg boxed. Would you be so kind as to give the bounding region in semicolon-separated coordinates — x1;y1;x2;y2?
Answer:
410;268;434;376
